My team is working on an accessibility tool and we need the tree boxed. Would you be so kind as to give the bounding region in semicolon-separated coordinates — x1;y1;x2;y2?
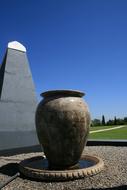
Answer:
114;116;117;125
116;118;124;125
107;119;114;126
92;119;101;126
102;115;105;126
124;117;127;124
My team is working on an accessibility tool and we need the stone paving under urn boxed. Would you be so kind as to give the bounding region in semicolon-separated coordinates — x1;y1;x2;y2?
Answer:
0;146;127;190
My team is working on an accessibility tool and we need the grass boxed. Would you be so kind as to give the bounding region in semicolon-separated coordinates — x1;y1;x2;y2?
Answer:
89;125;127;140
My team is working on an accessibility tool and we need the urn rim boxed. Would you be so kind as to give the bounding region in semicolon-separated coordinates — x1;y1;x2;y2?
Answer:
40;90;85;98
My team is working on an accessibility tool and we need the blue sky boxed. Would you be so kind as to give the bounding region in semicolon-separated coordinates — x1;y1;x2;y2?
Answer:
0;0;127;120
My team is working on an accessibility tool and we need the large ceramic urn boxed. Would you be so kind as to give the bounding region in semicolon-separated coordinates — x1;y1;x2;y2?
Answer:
35;90;91;170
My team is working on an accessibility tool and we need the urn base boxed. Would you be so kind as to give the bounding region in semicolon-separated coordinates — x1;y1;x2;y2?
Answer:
19;154;104;181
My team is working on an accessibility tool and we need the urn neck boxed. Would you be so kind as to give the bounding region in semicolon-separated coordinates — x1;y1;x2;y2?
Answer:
41;90;85;99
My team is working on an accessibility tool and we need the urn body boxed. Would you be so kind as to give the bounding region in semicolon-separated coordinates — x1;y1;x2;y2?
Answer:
35;90;91;169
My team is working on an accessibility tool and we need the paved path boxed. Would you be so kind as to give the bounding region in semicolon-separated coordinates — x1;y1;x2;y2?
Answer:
90;125;126;134
0;146;127;189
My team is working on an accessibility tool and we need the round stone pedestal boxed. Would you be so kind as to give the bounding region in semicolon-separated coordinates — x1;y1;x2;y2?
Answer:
19;155;104;181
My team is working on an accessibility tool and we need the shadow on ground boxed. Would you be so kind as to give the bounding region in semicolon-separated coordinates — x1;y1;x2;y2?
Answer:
0;163;19;176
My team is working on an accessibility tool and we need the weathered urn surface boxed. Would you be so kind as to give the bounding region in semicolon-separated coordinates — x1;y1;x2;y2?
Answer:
35;90;91;170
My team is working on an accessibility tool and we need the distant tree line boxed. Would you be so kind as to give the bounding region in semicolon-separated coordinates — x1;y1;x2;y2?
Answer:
91;115;127;127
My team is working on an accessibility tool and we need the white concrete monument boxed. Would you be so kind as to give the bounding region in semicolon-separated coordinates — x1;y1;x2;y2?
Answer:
0;41;39;151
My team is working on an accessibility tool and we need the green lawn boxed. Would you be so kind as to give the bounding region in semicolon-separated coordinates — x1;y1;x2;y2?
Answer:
89;125;127;140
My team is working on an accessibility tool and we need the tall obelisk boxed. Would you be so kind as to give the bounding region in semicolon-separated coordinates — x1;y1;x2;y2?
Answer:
0;41;38;150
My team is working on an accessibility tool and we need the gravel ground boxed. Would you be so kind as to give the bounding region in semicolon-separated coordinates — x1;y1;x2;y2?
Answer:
0;146;127;190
